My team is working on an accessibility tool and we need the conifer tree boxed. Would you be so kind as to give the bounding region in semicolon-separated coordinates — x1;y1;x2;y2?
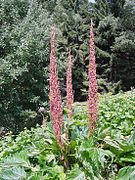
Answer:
53;0;92;100
94;0;109;26
109;0;126;17
111;0;135;90
95;15;119;92
93;0;121;92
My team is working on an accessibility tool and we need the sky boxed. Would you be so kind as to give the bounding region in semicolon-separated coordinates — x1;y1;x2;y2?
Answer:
89;0;95;3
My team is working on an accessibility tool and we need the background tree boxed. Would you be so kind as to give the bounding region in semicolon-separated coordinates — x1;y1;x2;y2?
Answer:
109;0;126;17
111;0;135;90
94;0;110;26
93;0;135;92
0;0;52;133
52;0;92;101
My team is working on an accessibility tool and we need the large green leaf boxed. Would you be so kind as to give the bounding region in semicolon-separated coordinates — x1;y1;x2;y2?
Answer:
119;152;135;163
67;167;86;180
0;167;27;180
116;166;135;180
0;151;30;168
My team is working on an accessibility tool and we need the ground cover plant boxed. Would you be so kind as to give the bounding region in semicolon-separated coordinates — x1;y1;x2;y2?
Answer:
0;90;135;179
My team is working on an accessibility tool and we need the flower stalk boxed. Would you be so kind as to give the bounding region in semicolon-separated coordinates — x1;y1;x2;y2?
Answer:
88;19;98;135
66;49;74;141
49;26;64;145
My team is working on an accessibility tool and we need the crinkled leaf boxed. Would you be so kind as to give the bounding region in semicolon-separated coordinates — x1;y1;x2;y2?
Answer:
0;167;26;180
67;167;86;180
116;166;135;180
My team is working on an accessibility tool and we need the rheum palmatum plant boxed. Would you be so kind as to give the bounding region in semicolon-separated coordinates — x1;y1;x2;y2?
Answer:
49;20;98;145
49;27;64;146
88;19;98;135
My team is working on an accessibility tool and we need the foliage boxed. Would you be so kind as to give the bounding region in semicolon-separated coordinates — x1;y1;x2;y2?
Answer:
94;0;110;25
95;15;120;93
111;0;135;90
93;0;135;92
0;0;53;133
0;91;135;179
52;0;92;101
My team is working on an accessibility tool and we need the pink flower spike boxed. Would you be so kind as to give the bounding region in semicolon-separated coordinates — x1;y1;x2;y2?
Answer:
88;19;98;135
65;49;74;142
49;26;64;145
66;49;74;118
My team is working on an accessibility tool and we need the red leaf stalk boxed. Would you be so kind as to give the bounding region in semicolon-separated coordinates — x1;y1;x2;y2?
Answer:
50;26;64;145
88;19;98;135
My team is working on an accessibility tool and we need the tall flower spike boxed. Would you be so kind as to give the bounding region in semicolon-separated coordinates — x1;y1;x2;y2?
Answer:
50;26;64;145
66;49;74;118
88;19;98;135
66;49;74;141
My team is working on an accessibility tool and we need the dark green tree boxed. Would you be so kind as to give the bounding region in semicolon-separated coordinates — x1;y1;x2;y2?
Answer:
95;15;120;92
52;0;92;101
93;0;120;92
0;0;52;133
94;0;110;26
94;0;135;92
109;0;126;17
111;0;135;90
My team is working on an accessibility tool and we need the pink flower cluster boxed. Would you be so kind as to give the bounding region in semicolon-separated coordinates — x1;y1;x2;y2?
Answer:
49;27;63;144
49;19;98;141
88;19;98;134
66;49;74;117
